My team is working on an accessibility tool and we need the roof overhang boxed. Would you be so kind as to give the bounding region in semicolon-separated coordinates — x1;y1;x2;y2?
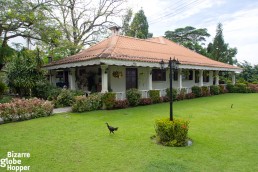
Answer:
43;58;242;73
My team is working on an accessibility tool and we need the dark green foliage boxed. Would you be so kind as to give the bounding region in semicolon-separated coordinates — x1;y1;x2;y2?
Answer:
72;94;102;112
207;23;237;65
149;90;161;103
191;86;202;97
113;100;129;109
47;87;62;101
0;81;7;97
210;85;220;95
102;92;116;110
155;118;190;147
166;88;177;100
55;89;74;107
201;86;210;97
139;98;152;105
32;81;57;100
234;83;248;93
126;88;141;106
237;61;258;83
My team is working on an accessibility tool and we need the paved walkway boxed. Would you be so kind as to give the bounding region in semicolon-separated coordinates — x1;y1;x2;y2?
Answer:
53;107;72;114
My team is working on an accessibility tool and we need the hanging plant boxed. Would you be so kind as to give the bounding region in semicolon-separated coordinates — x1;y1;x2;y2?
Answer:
112;71;123;78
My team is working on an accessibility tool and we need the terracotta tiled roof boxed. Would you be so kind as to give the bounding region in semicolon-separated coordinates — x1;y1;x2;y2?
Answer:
45;35;240;69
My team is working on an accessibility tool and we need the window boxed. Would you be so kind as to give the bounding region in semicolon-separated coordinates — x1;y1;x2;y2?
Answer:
173;70;178;81
152;69;166;81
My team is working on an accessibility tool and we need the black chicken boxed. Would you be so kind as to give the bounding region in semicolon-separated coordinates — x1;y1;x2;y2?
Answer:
105;122;118;134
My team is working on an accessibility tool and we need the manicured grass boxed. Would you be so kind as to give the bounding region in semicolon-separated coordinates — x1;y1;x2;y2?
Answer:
0;94;258;171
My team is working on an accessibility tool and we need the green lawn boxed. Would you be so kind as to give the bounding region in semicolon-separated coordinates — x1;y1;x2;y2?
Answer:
0;94;258;172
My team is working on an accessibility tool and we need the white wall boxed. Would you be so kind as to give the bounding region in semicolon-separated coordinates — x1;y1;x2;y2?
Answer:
109;66;126;92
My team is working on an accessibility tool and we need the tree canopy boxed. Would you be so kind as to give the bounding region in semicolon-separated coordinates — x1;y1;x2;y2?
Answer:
207;23;237;65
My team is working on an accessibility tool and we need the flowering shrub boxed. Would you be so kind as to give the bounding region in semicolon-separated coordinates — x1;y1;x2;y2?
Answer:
155;118;190;147
161;96;170;102
219;85;227;94
191;86;202;97
248;84;258;93
126;88;141;106
185;93;195;99
201;86;210;97
176;88;186;101
72;93;103;112
139;98;152;105
113;100;129;109
0;98;53;124
149;90;162;103
210;85;219;95
102;92;116;110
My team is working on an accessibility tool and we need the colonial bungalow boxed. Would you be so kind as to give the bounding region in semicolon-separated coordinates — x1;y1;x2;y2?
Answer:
44;27;242;100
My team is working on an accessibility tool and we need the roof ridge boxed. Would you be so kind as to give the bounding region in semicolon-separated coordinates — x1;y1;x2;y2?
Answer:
117;35;167;45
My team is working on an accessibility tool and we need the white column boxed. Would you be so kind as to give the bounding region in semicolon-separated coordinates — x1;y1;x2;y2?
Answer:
101;65;108;93
178;68;182;90
68;68;76;90
199;70;203;86
232;72;236;85
215;71;219;85
148;68;153;90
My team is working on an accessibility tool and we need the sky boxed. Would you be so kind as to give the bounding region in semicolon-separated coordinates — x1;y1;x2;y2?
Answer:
126;0;258;65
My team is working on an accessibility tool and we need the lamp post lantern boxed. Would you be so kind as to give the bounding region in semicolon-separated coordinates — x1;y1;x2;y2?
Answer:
161;57;180;121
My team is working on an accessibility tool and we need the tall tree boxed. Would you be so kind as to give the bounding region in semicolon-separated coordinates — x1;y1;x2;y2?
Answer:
237;61;258;83
207;23;237;65
164;26;210;55
121;8;133;36
0;0;59;70
48;0;125;56
127;9;149;39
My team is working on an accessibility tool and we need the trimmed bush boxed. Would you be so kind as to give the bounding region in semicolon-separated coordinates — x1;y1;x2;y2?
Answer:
234;83;248;93
139;98;152;105
55;88;74;107
161;96;170;102
191;86;202;97
226;83;235;93
155;118;190;147
149;90;162;103
166;88;177;100
113;100;129;109
126;88;141;106
102;92;116;110
72;93;102;112
0;98;53;124
201;86;210;97
210;85;219;95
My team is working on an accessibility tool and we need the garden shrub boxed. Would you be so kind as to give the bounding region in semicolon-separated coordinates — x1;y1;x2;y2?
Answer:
149;90;162;103
161;96;170;102
176;88;186;101
47;87;62;101
139;98;152;105
102;92;116;110
201;86;210;97
55;88;74;107
234;83;248;93
0;98;53;124
185;93;195;99
113;100;129;109
155;118;189;147
32;81;57;100
210;85;219;95
226;83;235;93
72;93;102;112
191;86;202;97
166;88;177;100
0;81;7;97
126;88;141;106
